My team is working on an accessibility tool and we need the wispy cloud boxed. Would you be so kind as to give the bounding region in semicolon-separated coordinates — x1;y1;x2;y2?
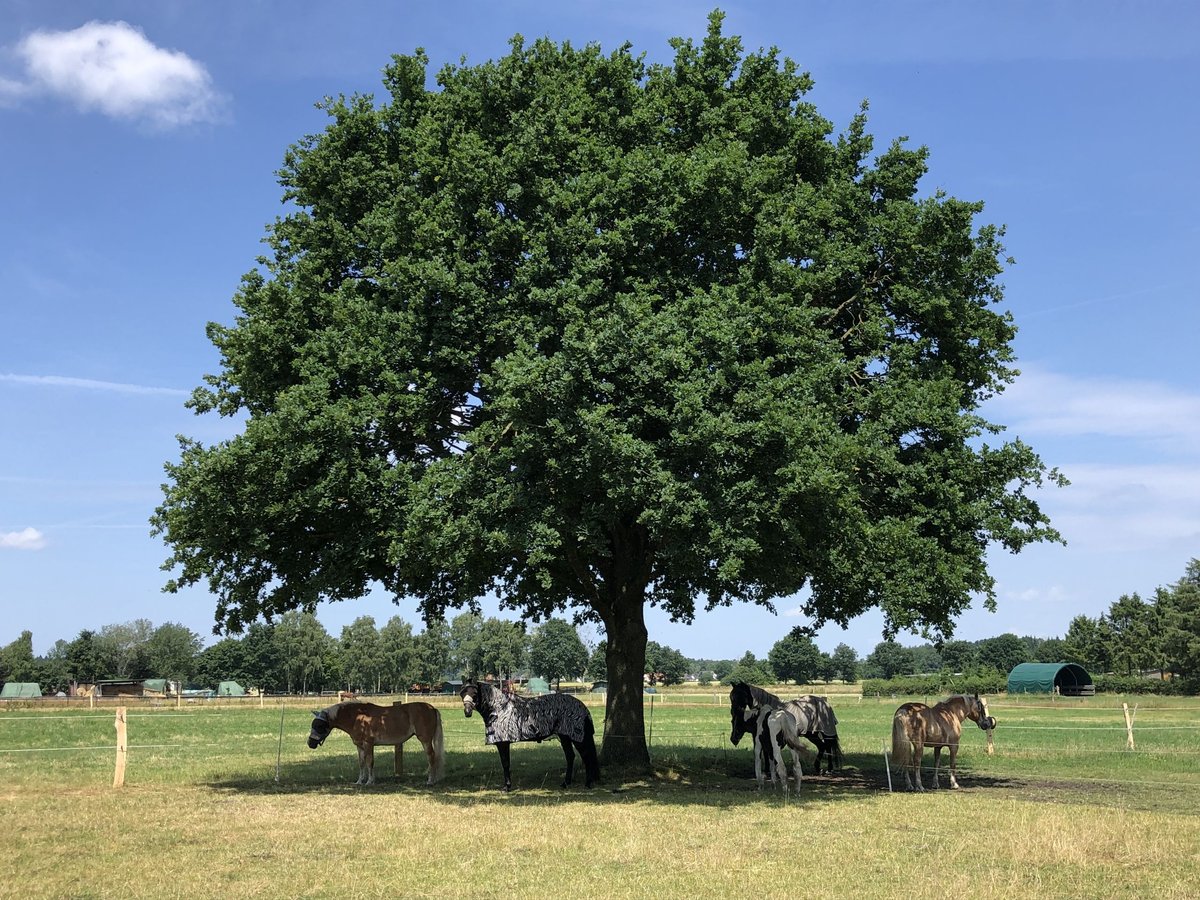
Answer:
989;366;1200;452
4;21;224;127
1;527;46;550
1;373;190;397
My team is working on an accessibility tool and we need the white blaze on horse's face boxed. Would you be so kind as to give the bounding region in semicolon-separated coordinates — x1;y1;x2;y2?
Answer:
462;691;476;718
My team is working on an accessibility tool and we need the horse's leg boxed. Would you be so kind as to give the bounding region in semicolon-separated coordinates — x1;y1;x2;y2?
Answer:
496;742;512;792
354;744;367;785
948;742;961;789
788;744;803;791
395;740;404;778
558;735;576;787
419;735;438;785
912;739;925;792
363;743;376;786
930;746;942;790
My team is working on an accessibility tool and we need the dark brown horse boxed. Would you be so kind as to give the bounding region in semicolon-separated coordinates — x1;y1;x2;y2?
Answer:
891;694;996;791
308;700;445;785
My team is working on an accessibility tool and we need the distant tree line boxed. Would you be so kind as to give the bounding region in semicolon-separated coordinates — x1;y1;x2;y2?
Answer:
7;560;1197;694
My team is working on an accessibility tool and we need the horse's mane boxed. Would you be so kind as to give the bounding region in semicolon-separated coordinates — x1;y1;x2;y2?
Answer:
469;681;513;713
747;683;784;708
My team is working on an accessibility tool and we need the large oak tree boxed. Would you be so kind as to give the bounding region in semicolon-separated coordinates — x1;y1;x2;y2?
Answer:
154;13;1063;767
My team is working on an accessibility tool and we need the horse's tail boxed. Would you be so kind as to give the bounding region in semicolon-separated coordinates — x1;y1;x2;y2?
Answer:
429;709;446;783
829;733;844;770
891;710;913;768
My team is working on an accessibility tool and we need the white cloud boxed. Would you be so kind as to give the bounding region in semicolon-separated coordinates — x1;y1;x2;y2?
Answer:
989;367;1200;451
8;21;223;127
1;527;46;550
1;373;189;397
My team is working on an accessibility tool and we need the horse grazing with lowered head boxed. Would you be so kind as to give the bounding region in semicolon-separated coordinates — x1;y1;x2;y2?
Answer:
729;681;843;777
308;700;445;786
746;704;813;794
460;680;599;792
891;693;996;791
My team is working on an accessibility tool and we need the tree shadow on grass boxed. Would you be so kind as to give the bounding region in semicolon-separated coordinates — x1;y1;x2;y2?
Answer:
205;744;931;809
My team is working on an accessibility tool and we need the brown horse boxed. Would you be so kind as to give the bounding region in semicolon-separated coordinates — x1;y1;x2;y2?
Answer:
308;700;445;786
891;694;996;791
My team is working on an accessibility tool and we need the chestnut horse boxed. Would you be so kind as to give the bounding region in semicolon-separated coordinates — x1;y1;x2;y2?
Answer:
308;700;444;786
891;694;996;791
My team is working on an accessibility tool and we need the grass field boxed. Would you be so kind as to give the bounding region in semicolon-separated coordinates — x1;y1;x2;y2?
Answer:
2;692;1198;898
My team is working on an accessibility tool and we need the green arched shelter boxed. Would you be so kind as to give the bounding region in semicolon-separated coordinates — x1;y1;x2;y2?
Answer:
1007;662;1095;696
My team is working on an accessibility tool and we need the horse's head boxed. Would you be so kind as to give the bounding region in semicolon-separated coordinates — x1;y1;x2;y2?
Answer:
307;709;333;749
968;694;997;731
460;681;481;718
728;681;755;745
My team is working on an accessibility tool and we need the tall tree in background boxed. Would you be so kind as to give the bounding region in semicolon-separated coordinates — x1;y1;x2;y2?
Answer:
1107;593;1156;676
448;611;485;677
0;630;36;683
276;611;331;694
644;640;689;685
1161;559;1200;684
143;622;203;684
379;615;417;691
768;628;824;684
939;639;977;673
530;619;587;689
95;620;153;679
153;13;1063;766
65;630;104;684
830;643;859;683
864;640;914;679
340;616;383;692
975;633;1028;674
477;617;527;679
412;620;451;687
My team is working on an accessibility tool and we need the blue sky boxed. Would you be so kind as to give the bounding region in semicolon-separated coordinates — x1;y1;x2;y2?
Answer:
2;1;1198;661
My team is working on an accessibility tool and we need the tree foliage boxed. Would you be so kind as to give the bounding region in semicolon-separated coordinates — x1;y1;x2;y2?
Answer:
768;628;824;684
529;618;588;688
151;13;1063;764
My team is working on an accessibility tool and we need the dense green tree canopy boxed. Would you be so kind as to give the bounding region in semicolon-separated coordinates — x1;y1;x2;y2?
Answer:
153;13;1061;764
768;628;824;683
830;642;859;683
529;618;588;687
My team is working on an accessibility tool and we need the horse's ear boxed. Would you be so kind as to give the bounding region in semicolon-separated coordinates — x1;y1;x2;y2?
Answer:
311;710;320;717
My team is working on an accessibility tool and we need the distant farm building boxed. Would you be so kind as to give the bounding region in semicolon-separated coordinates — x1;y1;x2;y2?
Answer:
1;682;42;699
216;681;246;697
89;680;167;699
1007;662;1095;696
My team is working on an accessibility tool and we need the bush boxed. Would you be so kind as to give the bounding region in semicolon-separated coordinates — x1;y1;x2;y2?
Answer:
860;670;1007;698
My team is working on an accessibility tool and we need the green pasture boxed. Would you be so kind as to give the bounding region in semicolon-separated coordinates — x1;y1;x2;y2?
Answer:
1;694;1198;898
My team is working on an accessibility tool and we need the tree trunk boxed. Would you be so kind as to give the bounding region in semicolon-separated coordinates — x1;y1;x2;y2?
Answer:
599;598;650;769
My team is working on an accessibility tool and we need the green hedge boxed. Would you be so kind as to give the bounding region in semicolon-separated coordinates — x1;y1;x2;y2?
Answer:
863;672;1195;696
861;671;1007;697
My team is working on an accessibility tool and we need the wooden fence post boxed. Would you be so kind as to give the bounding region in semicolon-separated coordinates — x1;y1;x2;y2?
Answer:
1122;702;1136;750
113;707;128;788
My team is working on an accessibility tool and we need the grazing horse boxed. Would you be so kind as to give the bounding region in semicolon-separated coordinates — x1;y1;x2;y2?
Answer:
307;700;445;786
729;681;843;775
891;694;997;791
459;680;599;792
747;704;811;793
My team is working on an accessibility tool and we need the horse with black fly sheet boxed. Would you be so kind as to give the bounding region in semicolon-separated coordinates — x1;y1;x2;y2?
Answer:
891;693;996;791
307;700;445;786
729;681;842;789
459;680;599;792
